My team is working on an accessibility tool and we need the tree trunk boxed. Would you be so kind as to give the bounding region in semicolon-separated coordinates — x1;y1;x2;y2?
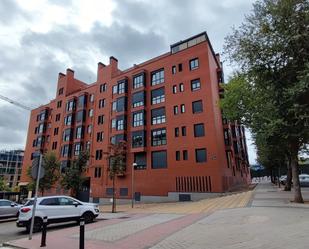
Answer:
112;176;116;213
291;150;303;203
284;158;292;191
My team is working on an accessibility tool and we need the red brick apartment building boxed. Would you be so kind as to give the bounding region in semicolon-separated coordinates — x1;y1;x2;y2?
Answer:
21;32;251;202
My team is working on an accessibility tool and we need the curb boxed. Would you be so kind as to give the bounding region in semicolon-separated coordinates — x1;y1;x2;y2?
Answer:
2;242;27;249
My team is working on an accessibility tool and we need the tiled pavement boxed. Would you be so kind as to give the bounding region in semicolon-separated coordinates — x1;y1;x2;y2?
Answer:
5;183;309;249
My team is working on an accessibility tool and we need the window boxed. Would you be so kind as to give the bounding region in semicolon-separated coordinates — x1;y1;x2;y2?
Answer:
134;152;146;169
55;114;61;121
195;148;207;163
151;69;164;85
226;151;232;168
74;143;82;156
66;100;75;112
76;110;85;123
58;88;64;95
100;83;107;93
117;79;127;94
173;85;177;94
40;198;59;206
78;95;87;109
152;151;167;169
52;141;57;150
111;119;116;128
172;66;176;74
86;141;91;151
190;58;199;70
85;126;91;135
99;99;105;108
112;85;118;95
179;83;184;92
63;128;72;141
94;167;102;178
116;115;126;131
194;123;205;137
111;134;126;145
64;114;73;126
90;94;94;102
183;150;188;160
151;107;166;125
97;132;104;142
54;127;59;135
132;130;146;148
192;100;203;113
175;127;179;137
75;126;84;139
98;115;104;125
95;150;103;160
132;91;145;108
133;73;145;89
57;100;62;108
132;111;145;127
181;126;186;136
115;97;127;112
151;128;166;146
61;145;71;157
180;104;185;113
88;109;94;117
176;151;180;161
151;87;165;105
191;79;201;91
174;106;178;115
178;63;182;72
38;123;44;133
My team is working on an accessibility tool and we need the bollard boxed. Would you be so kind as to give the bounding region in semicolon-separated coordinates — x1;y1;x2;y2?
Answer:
79;217;85;249
40;216;48;247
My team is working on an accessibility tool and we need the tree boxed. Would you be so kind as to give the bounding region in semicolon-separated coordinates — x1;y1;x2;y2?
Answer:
27;152;60;196
61;150;89;198
224;0;309;203
104;141;126;213
0;176;10;191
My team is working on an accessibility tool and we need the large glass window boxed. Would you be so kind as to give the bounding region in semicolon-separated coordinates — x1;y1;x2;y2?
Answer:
151;87;165;105
132;91;145;108
134;152;146;169
66;100;75;112
76;110;85;123
151;128;166;146
74;143;82;156
192;100;203;113
117;79;127;94
64;114;74;126
132;130;146;148
116;115;126;131
133;73;145;89
115;97;127;112
191;79;201;91
194;123;205;137
195;148;207;163
61;145;71;157
132;111;145;127
111;134;126;145
77;95;87;109
63;128;72;141
151;69;164;86
75;126;84;139
151;107;166;125
189;58;199;70
152;151;167;169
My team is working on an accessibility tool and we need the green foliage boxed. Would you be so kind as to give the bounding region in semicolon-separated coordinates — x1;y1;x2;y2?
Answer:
107;141;127;179
27;151;60;195
0;176;10;191
60;150;89;197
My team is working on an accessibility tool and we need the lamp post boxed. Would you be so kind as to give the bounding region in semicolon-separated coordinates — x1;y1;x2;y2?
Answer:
131;163;137;208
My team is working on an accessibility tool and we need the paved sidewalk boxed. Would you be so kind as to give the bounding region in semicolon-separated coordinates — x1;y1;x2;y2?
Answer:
4;183;309;249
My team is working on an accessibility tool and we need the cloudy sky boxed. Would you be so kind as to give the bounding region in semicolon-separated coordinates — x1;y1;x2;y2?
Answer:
0;0;257;163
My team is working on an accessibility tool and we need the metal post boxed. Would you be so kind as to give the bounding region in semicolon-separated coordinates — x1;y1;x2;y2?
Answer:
79;217;85;249
29;153;42;240
40;216;48;247
131;163;137;208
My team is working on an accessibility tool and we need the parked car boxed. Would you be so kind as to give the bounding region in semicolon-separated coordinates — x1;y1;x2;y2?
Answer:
279;175;287;185
16;196;100;232
0;199;21;219
299;174;309;187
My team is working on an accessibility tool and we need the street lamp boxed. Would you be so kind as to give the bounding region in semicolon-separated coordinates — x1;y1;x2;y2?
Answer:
132;163;137;208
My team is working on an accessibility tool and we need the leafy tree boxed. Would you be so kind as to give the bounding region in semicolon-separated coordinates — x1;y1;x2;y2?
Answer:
224;0;309;202
105;141;126;213
27;152;60;196
0;176;10;191
61;150;89;198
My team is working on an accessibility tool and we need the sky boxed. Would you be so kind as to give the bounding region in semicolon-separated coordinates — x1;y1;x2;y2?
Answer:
0;0;257;164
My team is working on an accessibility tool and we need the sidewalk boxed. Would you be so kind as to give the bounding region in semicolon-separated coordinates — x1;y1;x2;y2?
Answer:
4;183;309;249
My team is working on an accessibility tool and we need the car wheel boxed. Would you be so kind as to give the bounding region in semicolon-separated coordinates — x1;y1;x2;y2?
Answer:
82;212;94;224
32;218;43;233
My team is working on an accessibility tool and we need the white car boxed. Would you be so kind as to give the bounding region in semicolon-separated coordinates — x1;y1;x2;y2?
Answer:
16;196;100;232
0;199;22;218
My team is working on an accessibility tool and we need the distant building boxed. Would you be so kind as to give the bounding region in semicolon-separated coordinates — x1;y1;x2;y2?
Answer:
0;150;24;188
21;32;250;202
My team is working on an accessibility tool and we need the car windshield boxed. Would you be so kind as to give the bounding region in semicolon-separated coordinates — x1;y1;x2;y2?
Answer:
24;200;34;206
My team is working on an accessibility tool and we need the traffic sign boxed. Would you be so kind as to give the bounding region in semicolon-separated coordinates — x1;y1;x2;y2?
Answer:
31;154;45;179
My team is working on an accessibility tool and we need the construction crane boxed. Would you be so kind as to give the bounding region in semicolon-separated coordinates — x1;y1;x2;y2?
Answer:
0;94;32;111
